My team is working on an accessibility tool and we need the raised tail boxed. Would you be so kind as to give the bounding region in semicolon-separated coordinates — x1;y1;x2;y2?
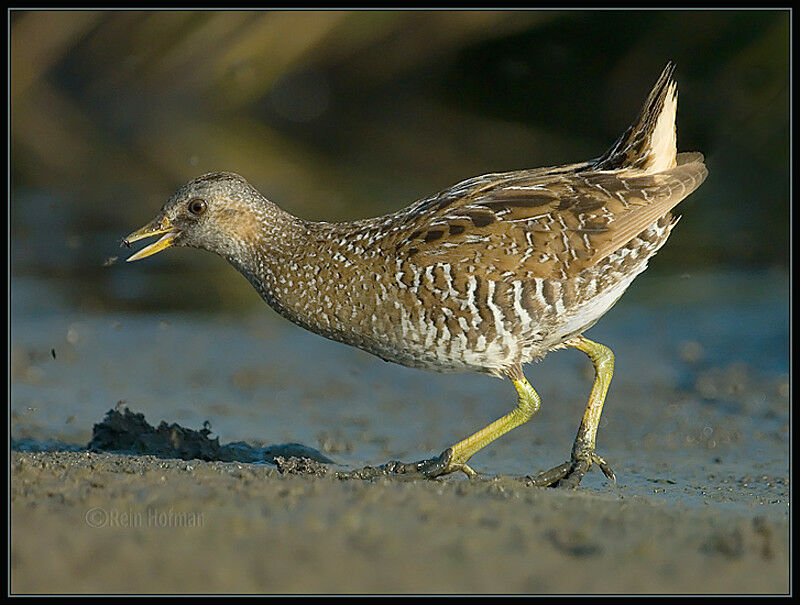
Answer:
594;62;679;173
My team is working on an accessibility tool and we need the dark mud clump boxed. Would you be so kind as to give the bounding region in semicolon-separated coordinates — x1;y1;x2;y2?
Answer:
273;455;329;477
87;404;334;466
88;406;228;461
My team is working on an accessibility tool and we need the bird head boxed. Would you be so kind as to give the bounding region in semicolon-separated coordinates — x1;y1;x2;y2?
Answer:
123;172;273;262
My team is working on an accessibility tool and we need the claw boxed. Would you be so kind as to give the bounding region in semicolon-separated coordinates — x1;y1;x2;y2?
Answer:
381;448;449;477
376;447;477;479
527;451;615;489
526;461;572;487
592;452;616;485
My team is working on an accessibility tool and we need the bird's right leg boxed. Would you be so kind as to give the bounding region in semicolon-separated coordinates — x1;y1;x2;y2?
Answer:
527;335;616;488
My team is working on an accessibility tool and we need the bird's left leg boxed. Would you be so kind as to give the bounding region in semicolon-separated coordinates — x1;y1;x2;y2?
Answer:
528;335;616;488
381;369;541;479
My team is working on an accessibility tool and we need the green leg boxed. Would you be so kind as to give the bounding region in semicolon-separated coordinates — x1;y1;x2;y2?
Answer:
383;374;541;479
528;335;617;488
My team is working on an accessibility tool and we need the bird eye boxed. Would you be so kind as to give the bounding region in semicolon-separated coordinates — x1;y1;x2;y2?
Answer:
187;198;207;216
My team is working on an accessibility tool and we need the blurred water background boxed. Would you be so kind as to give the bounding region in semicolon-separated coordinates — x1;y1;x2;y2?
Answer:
10;11;789;500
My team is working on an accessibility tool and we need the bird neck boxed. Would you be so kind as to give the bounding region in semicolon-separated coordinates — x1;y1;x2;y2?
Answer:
223;206;342;336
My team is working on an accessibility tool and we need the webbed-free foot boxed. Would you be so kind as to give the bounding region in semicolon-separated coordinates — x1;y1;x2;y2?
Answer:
527;450;615;489
338;448;477;481
381;447;477;479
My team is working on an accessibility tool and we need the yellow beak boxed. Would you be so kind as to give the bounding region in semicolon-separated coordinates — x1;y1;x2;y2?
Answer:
123;217;179;262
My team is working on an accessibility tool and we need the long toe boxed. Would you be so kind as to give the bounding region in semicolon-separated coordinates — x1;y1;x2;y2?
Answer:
378;448;477;479
527;451;614;489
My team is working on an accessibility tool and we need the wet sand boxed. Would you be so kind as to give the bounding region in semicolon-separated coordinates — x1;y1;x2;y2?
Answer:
10;271;790;593
10;449;788;594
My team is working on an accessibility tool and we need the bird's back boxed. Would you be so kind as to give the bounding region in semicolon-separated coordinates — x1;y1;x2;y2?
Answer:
295;64;706;376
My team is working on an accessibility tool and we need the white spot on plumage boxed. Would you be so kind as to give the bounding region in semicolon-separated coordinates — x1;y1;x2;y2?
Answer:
512;280;531;326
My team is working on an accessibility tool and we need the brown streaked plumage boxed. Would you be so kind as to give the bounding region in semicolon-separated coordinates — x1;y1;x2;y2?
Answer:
123;63;707;487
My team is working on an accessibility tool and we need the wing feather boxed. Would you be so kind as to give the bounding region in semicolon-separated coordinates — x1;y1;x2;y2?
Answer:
385;152;707;278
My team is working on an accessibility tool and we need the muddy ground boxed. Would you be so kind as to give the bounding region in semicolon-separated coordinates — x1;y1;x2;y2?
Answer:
10;448;789;594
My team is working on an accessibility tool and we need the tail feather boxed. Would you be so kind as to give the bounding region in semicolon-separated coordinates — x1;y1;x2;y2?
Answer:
594;62;678;173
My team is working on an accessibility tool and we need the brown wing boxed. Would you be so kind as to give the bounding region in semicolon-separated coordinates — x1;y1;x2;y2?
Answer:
384;152;707;279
